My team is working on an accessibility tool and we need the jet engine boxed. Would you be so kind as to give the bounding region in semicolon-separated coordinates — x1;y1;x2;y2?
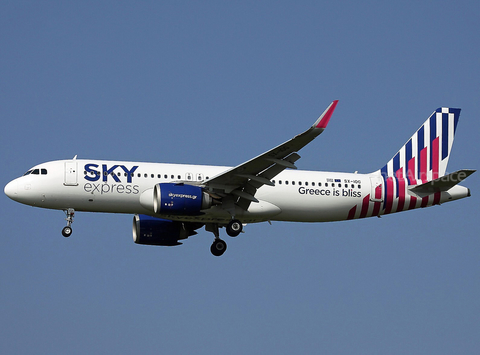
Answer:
132;214;202;246
153;183;212;215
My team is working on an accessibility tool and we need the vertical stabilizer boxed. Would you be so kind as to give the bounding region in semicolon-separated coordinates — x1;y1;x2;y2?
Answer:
364;107;462;215
377;107;460;183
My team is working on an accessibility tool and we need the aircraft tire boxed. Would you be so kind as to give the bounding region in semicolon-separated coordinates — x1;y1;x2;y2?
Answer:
210;239;227;256
226;219;242;237
62;226;72;238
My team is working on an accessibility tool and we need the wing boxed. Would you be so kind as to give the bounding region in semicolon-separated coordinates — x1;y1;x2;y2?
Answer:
204;100;339;211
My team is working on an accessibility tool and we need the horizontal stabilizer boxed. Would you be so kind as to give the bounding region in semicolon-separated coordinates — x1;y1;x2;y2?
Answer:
409;169;475;197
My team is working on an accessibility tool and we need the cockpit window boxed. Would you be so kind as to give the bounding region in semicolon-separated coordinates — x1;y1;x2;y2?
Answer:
23;168;47;176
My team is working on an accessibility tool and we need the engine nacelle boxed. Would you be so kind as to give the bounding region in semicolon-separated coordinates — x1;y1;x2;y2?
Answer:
133;214;200;246
153;183;212;215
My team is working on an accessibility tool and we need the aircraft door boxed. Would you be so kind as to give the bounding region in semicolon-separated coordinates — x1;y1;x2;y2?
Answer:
369;176;383;202
64;160;78;186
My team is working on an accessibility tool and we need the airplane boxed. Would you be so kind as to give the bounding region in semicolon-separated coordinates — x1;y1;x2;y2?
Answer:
4;101;475;256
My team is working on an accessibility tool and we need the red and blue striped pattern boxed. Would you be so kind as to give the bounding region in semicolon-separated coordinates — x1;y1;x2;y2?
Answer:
347;107;460;219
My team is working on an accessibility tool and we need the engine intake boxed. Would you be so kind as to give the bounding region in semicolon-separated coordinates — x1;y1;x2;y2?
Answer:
153;183;212;215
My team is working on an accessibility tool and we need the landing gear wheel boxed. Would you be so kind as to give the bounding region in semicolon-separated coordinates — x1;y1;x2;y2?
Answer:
210;239;227;256
62;208;75;238
226;219;242;237
62;226;72;238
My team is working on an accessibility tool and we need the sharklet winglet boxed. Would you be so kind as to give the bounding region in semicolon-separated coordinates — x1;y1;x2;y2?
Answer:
314;100;339;129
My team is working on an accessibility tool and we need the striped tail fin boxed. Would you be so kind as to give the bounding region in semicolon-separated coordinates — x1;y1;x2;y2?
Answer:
378;107;460;184
346;107;469;220
370;107;462;214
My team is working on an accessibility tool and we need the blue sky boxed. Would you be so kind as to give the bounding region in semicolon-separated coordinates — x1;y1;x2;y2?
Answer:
1;1;479;354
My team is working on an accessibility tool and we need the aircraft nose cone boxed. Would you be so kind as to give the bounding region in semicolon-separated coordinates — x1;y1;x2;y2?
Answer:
4;180;18;200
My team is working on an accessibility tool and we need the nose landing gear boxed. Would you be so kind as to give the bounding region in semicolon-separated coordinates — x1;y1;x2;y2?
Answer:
62;208;75;237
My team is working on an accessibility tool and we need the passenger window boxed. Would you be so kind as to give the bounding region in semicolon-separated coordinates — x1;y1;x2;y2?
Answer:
312;182;315;186
285;181;289;185
278;180;282;184
358;185;361;189
305;182;308;186
171;175;174;179
164;174;168;179
137;173;141;178
325;183;328;187
292;181;295;185
298;181;302;186
178;175;181;179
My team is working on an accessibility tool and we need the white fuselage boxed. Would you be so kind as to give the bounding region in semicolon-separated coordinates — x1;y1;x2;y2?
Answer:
4;159;470;224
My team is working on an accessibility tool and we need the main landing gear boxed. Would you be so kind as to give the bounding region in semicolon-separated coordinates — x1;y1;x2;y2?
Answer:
226;219;243;237
62;208;75;237
211;239;227;257
207;219;243;257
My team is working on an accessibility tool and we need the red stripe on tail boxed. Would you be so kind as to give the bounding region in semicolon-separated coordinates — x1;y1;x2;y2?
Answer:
432;137;440;180
407;156;418;210
396;168;406;212
385;177;394;214
420;147;429;207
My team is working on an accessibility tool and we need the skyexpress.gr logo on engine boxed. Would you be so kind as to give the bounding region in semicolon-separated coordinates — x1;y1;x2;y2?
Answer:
168;192;198;200
83;163;140;195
